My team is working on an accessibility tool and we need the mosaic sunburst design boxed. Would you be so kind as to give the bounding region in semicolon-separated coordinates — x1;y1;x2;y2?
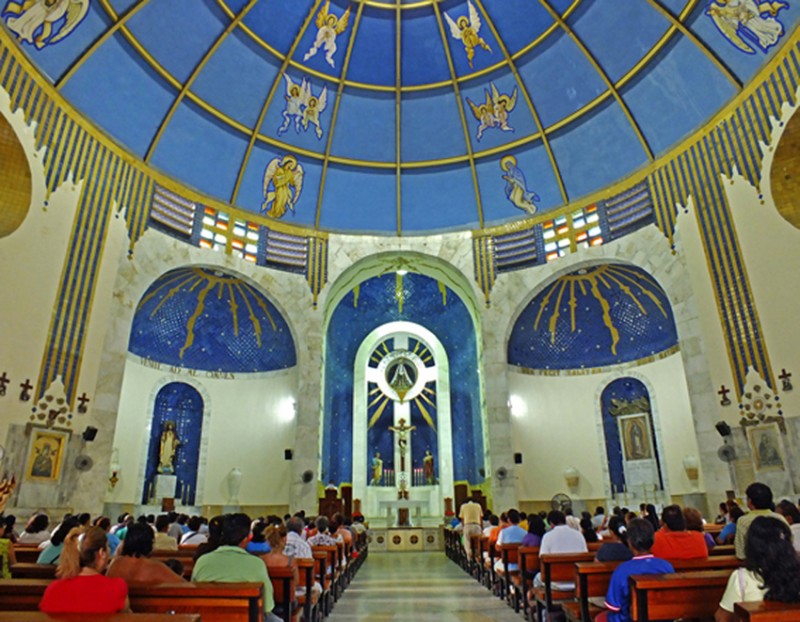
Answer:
367;338;436;431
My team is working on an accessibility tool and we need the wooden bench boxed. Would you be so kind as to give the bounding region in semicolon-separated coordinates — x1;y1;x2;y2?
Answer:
12;547;40;564
516;546;540;619
267;564;297;622
10;563;57;579
711;544;735;555
0;615;200;622
563;555;742;622
497;543;521;610
533;552;595;622
296;557;320;622
734;600;800;621
0;579;263;622
629;570;730;621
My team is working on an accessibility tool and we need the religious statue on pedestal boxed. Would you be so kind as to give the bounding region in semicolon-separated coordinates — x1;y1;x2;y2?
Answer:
423;449;435;485
370;452;383;485
158;421;181;474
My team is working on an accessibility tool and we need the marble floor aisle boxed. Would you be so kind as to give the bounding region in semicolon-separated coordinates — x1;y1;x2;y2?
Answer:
327;552;524;622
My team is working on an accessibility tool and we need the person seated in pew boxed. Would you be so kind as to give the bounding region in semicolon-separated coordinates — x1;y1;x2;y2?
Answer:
580;517;598;544
735;482;787;560
0;515;16;579
94;516;121;556
260;524;299;593
775;499;800;553
39;526;130;614
307;515;339;547
531;510;588;590
651;504;708;560
596;516;633;562
37;516;80;565
180;515;208;546
19;513;50;546
247;521;272;555
483;514;499;538
494;509;527;573
153;514;178;552
596;518;674;622
717;504;744;545
521;514;546;548
194;515;223;561
684;506;716;551
106;522;186;584
2;515;19;543
192;513;278;622
714;516;800;622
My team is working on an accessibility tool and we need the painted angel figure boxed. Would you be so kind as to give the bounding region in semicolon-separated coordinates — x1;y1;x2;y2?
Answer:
444;0;492;69
303;1;351;69
706;0;788;53
302;85;328;139
278;74;309;135
491;83;518;133
466;90;496;141
500;155;539;215
262;154;304;219
3;0;89;49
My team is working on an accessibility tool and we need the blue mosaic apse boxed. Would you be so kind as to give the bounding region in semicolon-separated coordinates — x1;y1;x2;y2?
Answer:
322;273;484;486
129;267;296;372
508;264;678;370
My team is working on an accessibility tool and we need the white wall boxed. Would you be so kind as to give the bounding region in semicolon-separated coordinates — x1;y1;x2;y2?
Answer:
107;357;298;508
508;352;701;502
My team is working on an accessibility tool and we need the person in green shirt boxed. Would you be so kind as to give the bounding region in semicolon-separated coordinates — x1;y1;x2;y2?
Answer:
191;513;277;621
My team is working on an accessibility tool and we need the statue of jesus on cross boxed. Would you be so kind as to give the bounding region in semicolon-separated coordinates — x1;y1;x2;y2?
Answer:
388;418;416;472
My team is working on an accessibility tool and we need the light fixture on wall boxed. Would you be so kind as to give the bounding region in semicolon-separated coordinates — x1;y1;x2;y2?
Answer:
279;397;296;423
108;448;120;490
508;394;525;418
683;455;700;489
563;466;580;491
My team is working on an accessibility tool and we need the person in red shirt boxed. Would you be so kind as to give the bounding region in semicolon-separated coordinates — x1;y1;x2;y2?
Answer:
40;525;130;613
651;505;708;560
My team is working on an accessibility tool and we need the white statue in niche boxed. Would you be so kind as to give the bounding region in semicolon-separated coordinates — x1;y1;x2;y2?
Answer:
158;421;182;474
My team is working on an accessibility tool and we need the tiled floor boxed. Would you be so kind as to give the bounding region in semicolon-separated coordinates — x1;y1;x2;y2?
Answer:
328;552;523;621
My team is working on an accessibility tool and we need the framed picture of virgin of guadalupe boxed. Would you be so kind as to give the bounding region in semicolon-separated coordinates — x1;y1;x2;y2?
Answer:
25;428;68;482
620;414;652;461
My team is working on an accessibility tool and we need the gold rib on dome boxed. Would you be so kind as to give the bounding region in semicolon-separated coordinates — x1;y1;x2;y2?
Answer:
538;0;654;161
473;0;568;204
314;2;367;229
144;0;259;162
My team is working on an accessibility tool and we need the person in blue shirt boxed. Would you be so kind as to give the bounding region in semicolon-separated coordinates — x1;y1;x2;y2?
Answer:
600;518;674;622
716;505;744;545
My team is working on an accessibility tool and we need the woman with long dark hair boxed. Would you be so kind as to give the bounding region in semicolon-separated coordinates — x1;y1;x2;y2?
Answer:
596;515;633;562
37;516;80;565
106;522;185;584
715;516;800;621
39;526;129;613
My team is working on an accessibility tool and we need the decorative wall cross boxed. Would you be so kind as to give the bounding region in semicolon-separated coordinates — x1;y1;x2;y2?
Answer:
0;372;8;396
19;379;33;401
779;369;793;392
718;385;732;406
77;392;90;413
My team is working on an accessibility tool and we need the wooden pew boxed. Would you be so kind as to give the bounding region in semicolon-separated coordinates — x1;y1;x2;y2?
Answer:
12;547;40;564
267;564;297;622
711;544;735;556
629;570;729;621
533;552;595;622
0;579;264;622
734;601;800;621
0;615;200;622
497;543;520;610
10;563;56;579
296;557;320;622
516;546;539;619
564;555;742;622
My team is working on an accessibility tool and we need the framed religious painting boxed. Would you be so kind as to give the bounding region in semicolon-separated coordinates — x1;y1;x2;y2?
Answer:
619;414;653;461
747;424;785;472
25;428;68;482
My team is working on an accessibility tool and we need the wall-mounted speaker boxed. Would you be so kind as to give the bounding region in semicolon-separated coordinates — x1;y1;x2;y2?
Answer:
514;452;523;464
715;421;732;437
82;426;98;442
284;449;293;460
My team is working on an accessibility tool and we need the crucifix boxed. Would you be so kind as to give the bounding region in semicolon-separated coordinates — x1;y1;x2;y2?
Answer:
77;392;91;413
0;373;8;396
389;418;416;471
718;385;731;406
19;379;33;402
779;369;793;392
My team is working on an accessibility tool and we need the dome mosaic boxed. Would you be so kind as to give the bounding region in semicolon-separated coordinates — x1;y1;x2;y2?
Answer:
4;0;798;233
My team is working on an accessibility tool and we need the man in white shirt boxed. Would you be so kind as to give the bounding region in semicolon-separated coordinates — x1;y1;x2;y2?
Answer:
534;510;588;589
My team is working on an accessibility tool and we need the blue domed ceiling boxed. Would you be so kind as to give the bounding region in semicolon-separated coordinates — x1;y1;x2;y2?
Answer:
508;263;678;370
4;0;798;234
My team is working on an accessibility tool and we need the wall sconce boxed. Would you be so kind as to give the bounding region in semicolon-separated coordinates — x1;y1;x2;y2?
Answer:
563;466;580;490
682;455;700;489
108;448;120;490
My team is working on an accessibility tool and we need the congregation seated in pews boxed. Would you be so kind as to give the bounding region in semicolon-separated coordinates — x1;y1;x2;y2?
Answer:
446;480;800;622
0;504;368;622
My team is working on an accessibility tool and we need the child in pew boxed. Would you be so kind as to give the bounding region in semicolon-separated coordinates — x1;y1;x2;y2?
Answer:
714;516;800;622
595;518;674;622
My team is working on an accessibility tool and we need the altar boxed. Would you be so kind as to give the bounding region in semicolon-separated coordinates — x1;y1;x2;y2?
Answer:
378;499;428;527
